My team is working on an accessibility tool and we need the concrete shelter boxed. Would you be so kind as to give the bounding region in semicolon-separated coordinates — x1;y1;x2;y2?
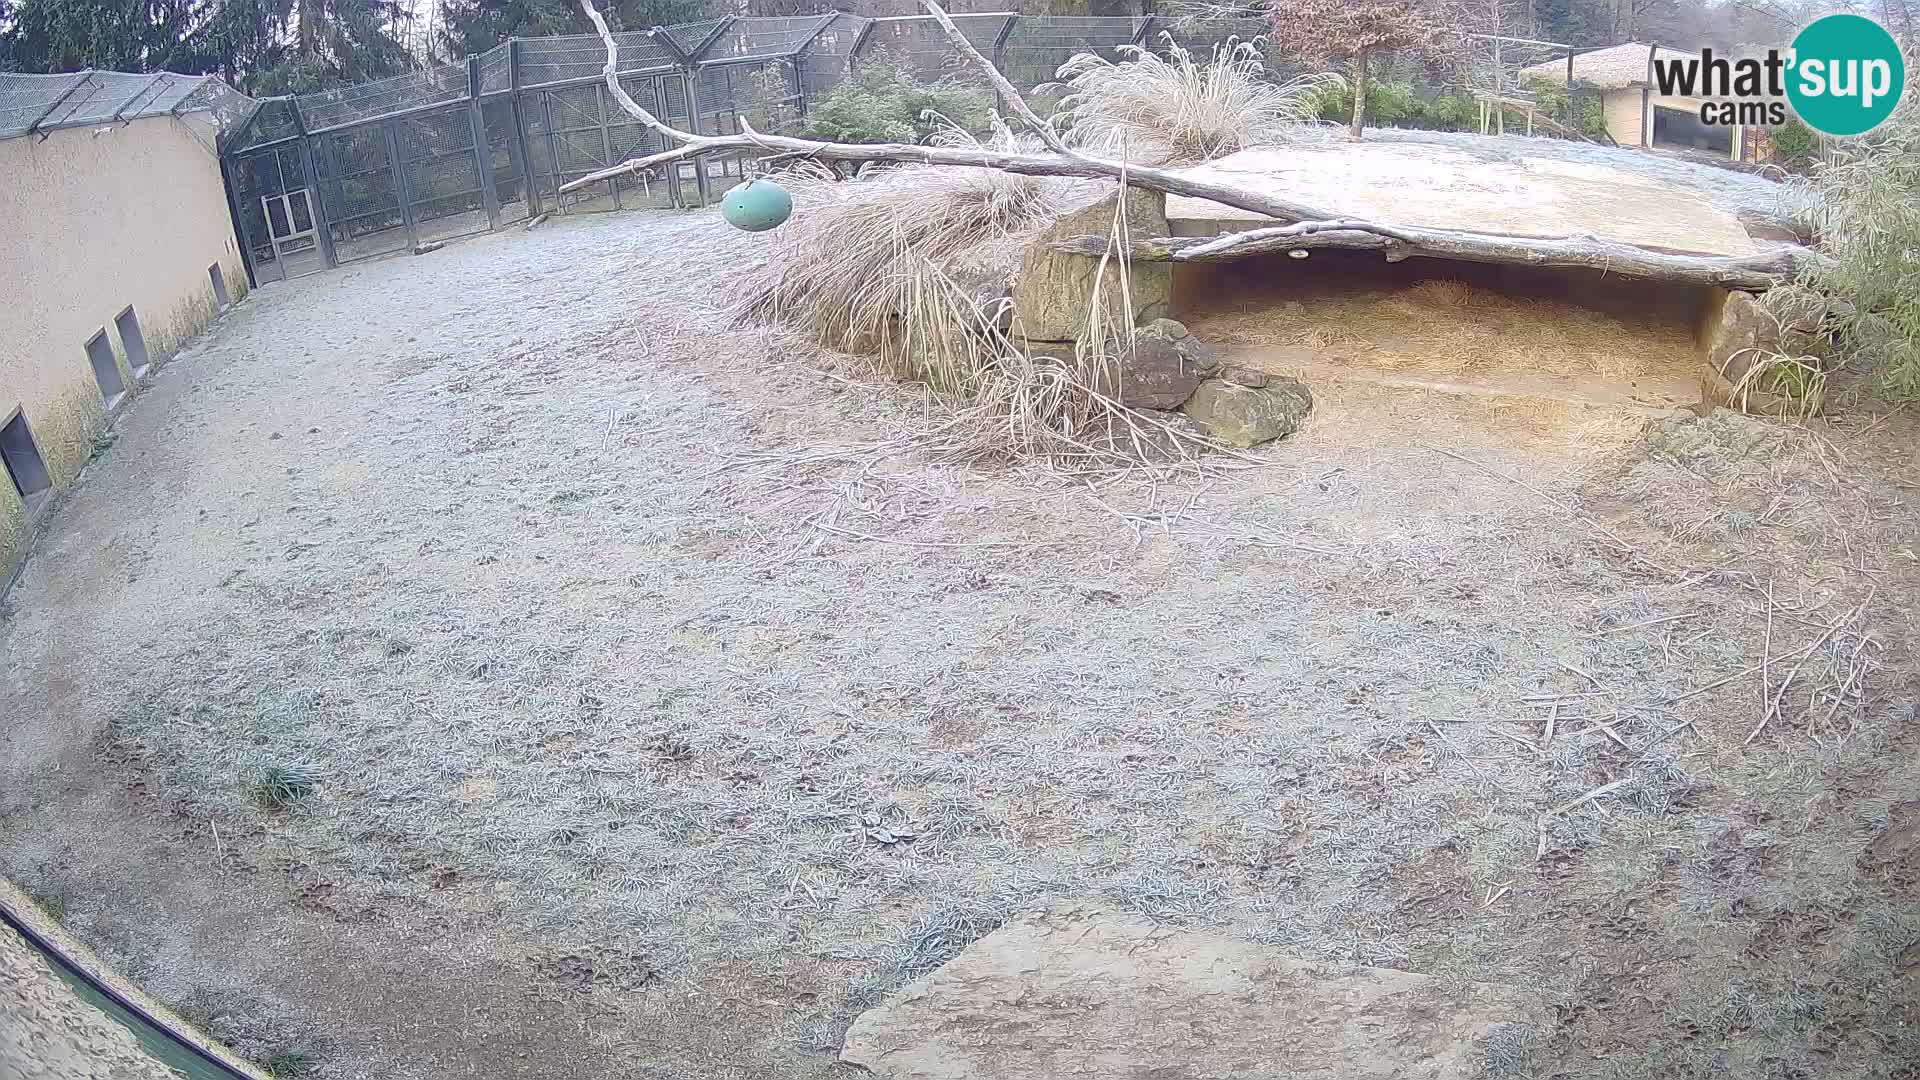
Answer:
1520;43;1757;160
0;72;250;586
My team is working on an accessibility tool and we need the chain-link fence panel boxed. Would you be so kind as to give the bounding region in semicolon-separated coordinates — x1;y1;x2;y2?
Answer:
396;105;494;245
1001;15;1151;93
0;72;89;137
478;44;515;96
698;59;802;135
796;13;866;106
318;124;407;260
313;121;410;262
523;74;691;213
699;14;838;64
517;30;678;90
300;64;468;134
850;13;1009;84
0;70;245;137
234;97;302;150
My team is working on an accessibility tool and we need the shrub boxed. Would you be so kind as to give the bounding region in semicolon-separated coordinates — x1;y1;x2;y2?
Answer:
1520;75;1608;140
1047;35;1339;163
1307;80;1473;132
802;51;993;144
1792;94;1920;399
1770;117;1819;168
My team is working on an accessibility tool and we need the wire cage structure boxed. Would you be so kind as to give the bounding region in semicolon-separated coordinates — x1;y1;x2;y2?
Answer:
0;70;252;140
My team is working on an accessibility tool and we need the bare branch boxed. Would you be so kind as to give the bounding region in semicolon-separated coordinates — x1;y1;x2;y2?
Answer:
581;0;698;145
917;0;1075;156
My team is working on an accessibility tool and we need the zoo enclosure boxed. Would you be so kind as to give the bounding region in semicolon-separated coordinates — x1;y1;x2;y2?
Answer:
218;12;1584;284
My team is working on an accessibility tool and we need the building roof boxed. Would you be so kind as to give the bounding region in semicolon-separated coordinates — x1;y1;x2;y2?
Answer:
1520;43;1694;90
0;70;249;141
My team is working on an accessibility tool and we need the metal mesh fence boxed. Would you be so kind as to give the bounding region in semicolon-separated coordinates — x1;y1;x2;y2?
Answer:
299;63;469;133
698;14;838;64
517;29;677;90
857;13;1007;84
799;13;867;100
479;43;515;96
1001;15;1150;90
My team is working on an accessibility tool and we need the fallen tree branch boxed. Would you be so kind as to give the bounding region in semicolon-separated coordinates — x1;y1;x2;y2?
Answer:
565;0;1337;222
573;0;1814;292
1053;223;1820;289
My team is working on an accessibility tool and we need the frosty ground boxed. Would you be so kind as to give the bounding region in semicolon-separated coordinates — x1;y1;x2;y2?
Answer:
1;207;1917;1079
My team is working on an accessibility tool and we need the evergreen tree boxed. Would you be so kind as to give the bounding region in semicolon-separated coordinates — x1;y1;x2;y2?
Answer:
436;0;711;60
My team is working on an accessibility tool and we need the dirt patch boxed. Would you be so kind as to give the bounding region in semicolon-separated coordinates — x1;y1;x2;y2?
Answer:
2;209;1917;1079
842;902;1550;1078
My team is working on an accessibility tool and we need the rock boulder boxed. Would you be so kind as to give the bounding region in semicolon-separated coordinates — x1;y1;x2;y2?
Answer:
1011;188;1171;342
1181;376;1313;447
1109;318;1221;409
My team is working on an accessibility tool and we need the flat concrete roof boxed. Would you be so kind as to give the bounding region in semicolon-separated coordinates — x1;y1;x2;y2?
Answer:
1168;140;1759;257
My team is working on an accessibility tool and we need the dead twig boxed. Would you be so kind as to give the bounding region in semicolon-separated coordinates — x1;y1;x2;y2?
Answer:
1745;586;1876;746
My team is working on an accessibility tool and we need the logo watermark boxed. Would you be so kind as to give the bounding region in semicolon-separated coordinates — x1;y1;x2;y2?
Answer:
1647;13;1906;137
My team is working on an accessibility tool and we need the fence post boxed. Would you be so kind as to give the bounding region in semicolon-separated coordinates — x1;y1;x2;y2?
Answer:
383;118;420;251
1565;47;1574;130
287;99;338;270
683;64;711;207
541;92;564;210
467;56;503;229
507;39;542;217
1132;15;1158;47
593;81;623;210
991;15;1017;114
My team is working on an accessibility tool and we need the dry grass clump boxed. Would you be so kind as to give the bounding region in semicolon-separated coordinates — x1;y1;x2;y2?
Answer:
1047;35;1339;164
736;122;1077;360
735;125;1217;469
1406;278;1481;308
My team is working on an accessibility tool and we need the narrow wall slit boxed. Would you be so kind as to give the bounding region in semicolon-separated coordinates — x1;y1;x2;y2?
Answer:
116;306;152;376
85;330;126;406
0;410;52;501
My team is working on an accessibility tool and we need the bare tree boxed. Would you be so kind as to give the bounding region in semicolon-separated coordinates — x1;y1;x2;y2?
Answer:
1266;0;1468;139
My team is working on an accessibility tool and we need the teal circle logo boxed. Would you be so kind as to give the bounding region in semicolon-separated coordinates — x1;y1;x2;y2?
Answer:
1786;14;1905;136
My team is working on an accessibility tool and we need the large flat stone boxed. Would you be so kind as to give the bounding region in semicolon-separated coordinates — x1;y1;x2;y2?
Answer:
1167;142;1757;257
841;904;1549;1080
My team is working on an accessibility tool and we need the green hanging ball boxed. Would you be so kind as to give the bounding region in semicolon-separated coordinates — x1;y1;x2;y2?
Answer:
722;179;793;233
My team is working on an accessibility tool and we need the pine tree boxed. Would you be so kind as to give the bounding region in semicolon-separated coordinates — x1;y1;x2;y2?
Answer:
436;0;712;60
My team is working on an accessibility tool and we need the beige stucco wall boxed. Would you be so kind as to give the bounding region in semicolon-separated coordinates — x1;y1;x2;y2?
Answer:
1602;87;1646;147
0;112;247;582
